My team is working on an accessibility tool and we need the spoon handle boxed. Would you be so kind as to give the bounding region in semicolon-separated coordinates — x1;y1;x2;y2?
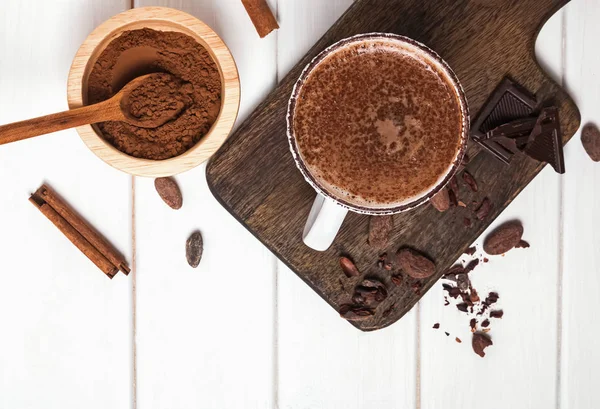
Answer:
0;99;122;145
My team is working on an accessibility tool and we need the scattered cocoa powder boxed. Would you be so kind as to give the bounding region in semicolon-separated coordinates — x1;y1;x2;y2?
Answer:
88;28;222;160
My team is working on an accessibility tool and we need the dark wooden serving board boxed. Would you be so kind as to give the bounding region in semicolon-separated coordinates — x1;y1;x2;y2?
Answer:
206;0;580;331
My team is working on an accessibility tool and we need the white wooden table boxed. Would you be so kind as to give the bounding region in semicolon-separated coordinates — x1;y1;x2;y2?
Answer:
0;1;598;408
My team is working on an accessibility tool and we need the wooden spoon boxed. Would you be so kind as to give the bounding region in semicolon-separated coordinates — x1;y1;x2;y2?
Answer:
0;73;185;146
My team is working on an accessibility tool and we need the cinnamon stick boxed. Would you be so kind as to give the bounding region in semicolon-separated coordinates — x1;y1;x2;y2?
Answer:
30;184;130;279
241;0;279;38
31;202;118;279
34;185;130;274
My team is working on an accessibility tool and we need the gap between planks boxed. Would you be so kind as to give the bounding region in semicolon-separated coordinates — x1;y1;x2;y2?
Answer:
554;8;568;409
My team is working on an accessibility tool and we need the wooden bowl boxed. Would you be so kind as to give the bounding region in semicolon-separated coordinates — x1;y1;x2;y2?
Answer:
67;7;240;177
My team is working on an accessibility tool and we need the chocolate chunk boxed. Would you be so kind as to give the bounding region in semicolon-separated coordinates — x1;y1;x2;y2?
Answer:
442;264;466;279
471;78;538;164
430;188;451;212
457;274;470;292
464;259;480;274
475;198;493;220
581;123;600;162
472;333;493;357
368;216;394;249
448;188;458;207
340;257;361;278
470;288;480;303
457;303;469;312
516;240;530;249
433;323;440;329
484;221;524;255
464;217;472;228
397;248;435;279
470;318;477;331
482;319;490;328
485;292;500;305
524;107;565;174
462;171;478;192
490;310;504;319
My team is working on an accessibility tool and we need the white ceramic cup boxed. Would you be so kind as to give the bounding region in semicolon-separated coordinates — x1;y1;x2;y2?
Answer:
287;33;469;251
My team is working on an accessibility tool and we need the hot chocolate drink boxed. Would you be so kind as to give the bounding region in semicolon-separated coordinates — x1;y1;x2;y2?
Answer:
292;37;465;208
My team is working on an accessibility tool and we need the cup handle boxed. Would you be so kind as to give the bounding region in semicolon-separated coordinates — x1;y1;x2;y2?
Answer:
303;194;348;251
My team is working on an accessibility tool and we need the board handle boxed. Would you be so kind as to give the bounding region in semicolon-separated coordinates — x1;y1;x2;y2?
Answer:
303;194;348;251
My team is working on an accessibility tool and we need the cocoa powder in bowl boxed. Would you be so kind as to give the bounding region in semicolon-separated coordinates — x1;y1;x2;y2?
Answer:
87;28;222;160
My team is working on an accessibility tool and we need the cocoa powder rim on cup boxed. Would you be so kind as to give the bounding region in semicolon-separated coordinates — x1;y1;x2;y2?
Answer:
286;32;470;216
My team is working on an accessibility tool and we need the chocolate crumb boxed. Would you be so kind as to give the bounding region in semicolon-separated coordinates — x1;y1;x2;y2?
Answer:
462;171;478;192
475;198;493;220
516;240;530;249
472;333;493;357
482;319;490;328
433;323;440;329
470;318;477;332
490;310;504;319
456;337;462;343
457;303;469;313
484;258;489;263
464;259;480;274
445;332;450;336
470;288;480;303
444;298;450;306
464;246;477;256
485;292;500;305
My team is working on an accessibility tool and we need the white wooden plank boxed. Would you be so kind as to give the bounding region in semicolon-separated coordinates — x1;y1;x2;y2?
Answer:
276;2;417;409
133;1;278;408
0;1;133;408
419;11;565;409
561;2;600;408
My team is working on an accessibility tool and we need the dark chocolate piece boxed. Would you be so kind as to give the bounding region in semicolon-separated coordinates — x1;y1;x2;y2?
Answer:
471;78;538;164
524;107;565;174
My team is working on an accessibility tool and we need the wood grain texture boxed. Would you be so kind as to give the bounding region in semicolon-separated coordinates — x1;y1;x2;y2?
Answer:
0;1;133;408
561;1;600;407
206;0;581;331
67;7;240;177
